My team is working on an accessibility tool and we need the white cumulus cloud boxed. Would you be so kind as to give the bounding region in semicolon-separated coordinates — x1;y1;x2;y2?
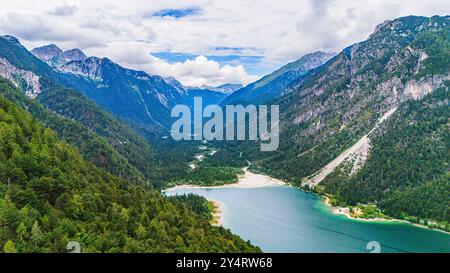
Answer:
146;55;259;87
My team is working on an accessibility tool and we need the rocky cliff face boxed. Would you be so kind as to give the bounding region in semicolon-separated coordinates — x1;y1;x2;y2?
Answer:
31;44;66;67
60;57;104;81
162;77;242;109
0;57;41;98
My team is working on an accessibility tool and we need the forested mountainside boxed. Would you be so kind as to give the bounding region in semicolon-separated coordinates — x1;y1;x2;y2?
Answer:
0;91;259;253
0;77;148;185
221;51;335;106
35;84;194;186
321;85;449;224
228;16;449;225
0;36;197;187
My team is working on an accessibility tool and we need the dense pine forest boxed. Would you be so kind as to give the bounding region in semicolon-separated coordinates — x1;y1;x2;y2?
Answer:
0;84;259;253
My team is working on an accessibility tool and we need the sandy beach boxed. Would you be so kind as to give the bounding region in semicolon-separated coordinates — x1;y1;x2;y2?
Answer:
210;199;224;226
163;167;287;192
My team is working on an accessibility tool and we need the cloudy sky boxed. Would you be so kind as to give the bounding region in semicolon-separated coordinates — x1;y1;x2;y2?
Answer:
0;0;448;87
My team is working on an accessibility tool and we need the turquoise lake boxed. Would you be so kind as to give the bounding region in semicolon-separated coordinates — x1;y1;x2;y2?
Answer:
166;186;450;253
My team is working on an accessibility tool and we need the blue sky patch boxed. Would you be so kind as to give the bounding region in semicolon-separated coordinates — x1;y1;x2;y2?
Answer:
151;7;201;18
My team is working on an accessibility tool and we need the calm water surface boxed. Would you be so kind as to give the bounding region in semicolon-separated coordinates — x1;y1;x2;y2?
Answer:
166;186;450;253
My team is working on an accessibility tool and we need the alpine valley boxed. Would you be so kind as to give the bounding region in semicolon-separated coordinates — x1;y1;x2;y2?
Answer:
0;14;448;253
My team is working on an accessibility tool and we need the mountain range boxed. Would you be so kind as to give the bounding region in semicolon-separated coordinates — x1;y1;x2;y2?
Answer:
31;45;243;127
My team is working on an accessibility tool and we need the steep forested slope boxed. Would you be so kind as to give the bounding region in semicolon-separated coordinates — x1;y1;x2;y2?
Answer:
0;77;148;185
223;16;449;225
242;16;448;179
0;93;259;253
322;85;449;224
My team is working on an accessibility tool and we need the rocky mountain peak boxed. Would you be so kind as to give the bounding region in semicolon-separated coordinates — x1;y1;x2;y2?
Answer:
32;44;64;58
1;35;22;45
282;51;336;73
31;44;65;67
63;48;87;61
215;83;243;93
369;15;448;40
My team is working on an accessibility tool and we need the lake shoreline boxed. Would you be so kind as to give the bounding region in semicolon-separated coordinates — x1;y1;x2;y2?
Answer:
322;196;450;235
165;181;450;252
162;167;288;228
163;167;449;235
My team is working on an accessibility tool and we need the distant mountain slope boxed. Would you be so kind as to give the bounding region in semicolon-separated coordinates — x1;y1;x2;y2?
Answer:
32;44;183;128
30;42;243;127
31;44;87;65
0;90;259;253
182;87;229;109
221;51;335;105
163;77;242;109
214;83;243;93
